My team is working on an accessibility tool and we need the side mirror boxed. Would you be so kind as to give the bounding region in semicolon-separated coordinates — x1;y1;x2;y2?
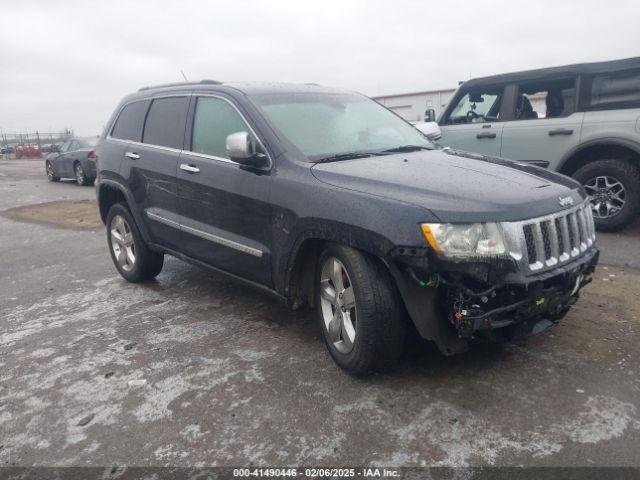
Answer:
414;121;442;141
226;132;268;168
424;108;436;122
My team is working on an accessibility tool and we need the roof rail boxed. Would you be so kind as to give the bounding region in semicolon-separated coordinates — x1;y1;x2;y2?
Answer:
138;79;222;92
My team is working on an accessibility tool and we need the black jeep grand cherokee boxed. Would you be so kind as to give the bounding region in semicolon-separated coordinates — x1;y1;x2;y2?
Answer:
95;80;598;374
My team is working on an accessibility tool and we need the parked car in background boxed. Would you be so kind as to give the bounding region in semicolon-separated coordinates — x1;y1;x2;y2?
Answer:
438;57;640;231
41;143;61;154
15;144;42;158
95;81;597;374
45;136;98;185
1;145;14;155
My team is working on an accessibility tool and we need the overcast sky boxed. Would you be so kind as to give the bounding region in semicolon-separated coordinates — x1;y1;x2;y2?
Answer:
1;0;638;136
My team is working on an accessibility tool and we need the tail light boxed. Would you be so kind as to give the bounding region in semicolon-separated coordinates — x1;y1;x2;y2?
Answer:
88;148;98;161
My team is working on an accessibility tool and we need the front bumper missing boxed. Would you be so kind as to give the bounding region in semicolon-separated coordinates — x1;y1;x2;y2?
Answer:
388;246;599;355
445;249;598;340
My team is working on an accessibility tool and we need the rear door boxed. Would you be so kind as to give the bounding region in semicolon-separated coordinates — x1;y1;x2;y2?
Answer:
439;87;506;156
118;95;190;250
176;94;274;286
500;77;583;170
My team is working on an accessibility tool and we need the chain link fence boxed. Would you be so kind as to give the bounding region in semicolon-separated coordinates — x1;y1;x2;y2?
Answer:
1;129;75;158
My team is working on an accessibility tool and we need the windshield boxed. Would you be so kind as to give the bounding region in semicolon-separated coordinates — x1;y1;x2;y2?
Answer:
81;137;98;148
250;92;433;161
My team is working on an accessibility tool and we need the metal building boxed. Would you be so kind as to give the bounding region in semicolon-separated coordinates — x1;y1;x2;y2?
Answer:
372;88;456;122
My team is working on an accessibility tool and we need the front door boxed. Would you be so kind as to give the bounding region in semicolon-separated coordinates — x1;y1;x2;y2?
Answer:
176;95;273;287
53;140;72;177
500;77;583;170
439;88;506;156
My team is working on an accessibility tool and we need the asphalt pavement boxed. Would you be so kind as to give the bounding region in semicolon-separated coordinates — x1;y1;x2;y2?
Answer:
1;159;639;469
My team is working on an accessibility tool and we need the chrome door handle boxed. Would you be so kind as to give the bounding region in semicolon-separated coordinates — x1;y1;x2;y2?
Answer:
180;163;200;173
125;151;140;160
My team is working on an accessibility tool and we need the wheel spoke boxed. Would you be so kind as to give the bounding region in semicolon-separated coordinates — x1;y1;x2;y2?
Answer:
341;315;356;350
116;247;127;267
331;259;344;292
328;310;342;342
123;232;134;246
342;286;355;309
125;246;136;266
111;227;124;244
320;280;336;303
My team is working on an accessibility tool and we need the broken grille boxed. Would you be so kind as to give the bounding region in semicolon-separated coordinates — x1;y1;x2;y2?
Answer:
520;202;596;272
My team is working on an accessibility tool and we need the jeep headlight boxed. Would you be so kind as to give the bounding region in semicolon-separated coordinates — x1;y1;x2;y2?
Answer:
421;222;507;257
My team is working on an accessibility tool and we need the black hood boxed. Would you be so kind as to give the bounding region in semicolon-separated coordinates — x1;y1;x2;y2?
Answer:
311;148;585;222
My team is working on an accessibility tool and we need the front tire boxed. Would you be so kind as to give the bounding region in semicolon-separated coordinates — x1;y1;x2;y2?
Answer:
316;244;406;375
46;161;59;182
106;203;164;282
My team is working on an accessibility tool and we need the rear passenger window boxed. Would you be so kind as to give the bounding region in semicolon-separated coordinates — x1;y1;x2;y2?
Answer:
191;97;256;159
110;100;150;141
142;97;190;149
589;70;640;109
515;78;576;120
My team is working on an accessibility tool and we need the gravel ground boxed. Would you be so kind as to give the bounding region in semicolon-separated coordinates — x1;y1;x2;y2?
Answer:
1;159;639;469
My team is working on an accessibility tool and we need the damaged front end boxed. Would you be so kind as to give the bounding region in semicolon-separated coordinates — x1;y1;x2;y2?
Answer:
386;200;599;355
438;254;596;341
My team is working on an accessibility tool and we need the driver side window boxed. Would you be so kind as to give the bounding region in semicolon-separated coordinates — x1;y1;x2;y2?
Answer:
446;91;503;125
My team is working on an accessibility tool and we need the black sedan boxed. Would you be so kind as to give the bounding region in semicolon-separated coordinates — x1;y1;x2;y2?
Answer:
45;137;98;186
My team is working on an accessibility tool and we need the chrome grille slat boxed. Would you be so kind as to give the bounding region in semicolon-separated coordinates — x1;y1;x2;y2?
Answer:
505;200;596;273
547;220;559;266
569;213;581;256
558;216;571;262
532;223;545;270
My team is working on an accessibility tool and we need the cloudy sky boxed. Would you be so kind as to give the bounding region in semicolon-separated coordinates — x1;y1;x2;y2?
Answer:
1;0;638;136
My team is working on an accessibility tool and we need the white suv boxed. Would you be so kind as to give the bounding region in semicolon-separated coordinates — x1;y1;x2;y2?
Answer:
437;57;640;231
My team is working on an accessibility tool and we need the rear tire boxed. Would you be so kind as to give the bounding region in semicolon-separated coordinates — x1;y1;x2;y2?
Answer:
573;159;640;232
46;161;59;182
106;203;164;282
316;244;406;375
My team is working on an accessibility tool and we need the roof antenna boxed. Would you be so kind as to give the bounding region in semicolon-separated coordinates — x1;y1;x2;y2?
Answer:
180;70;188;81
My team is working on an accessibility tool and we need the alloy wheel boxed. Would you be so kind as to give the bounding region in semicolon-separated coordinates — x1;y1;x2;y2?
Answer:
110;215;136;272
75;164;84;185
584;175;626;219
46;162;54;180
319;257;357;354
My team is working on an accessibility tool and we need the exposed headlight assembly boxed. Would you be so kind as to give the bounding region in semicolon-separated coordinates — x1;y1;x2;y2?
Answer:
421;222;507;257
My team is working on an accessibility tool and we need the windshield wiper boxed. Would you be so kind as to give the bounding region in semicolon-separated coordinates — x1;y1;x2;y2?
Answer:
314;152;381;163
380;145;433;153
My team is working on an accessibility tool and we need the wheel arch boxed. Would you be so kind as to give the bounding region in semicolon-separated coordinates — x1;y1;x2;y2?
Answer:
281;222;396;308
559;138;640;176
97;180;152;243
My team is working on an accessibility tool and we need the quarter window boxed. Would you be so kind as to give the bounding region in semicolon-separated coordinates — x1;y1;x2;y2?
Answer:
110;100;150;142
142;97;190;149
588;69;640;109
191;97;256;159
